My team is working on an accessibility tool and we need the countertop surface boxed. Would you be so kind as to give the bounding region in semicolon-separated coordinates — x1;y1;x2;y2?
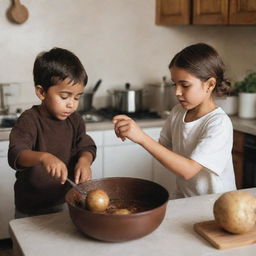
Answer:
9;188;256;256
1;115;256;141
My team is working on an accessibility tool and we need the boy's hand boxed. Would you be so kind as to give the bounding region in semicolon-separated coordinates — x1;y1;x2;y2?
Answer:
74;152;93;184
112;115;146;144
40;153;68;184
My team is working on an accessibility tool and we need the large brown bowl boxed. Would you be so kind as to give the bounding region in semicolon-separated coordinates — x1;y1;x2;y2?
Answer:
65;177;169;242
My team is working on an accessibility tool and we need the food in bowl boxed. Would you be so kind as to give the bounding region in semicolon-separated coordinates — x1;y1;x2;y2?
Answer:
65;177;169;242
85;189;110;212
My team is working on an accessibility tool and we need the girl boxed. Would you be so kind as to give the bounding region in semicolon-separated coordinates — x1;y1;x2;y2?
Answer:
113;43;237;198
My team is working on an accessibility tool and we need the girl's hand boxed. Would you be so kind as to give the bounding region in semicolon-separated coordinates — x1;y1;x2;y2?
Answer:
40;153;68;184
74;153;93;184
112;115;146;144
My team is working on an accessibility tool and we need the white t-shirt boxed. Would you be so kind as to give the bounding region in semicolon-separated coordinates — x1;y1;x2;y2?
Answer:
159;104;237;198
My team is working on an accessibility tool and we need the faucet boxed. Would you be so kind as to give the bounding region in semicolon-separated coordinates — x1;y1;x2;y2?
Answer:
0;83;10;115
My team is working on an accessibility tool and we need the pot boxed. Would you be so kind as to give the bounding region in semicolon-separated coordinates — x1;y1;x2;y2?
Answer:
108;83;143;113
65;177;169;242
78;79;102;113
144;77;178;117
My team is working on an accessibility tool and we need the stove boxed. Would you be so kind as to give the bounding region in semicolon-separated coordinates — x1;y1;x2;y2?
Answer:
81;108;161;123
97;108;161;120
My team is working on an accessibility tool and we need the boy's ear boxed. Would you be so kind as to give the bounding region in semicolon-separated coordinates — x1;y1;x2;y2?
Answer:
35;85;46;100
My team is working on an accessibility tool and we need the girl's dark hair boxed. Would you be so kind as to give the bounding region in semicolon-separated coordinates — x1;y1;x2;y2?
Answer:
169;43;232;96
33;47;88;90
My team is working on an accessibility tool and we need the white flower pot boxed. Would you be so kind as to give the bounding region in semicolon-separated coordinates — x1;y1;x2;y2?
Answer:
215;96;238;115
238;92;256;119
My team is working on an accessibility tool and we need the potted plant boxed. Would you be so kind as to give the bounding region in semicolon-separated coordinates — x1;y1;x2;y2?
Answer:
214;82;238;116
234;72;256;119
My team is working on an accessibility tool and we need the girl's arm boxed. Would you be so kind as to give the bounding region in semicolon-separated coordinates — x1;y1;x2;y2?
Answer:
113;115;203;180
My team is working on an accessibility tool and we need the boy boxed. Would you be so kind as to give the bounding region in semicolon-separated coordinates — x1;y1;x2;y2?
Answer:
8;47;96;218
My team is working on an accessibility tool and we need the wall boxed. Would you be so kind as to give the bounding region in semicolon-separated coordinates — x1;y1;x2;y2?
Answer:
0;0;256;112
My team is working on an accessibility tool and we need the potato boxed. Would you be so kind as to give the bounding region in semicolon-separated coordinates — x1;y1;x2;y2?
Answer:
86;189;110;212
112;208;131;215
213;191;256;234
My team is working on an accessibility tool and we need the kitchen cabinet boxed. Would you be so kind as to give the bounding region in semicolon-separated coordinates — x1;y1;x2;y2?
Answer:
87;131;103;179
0;141;16;239
155;0;191;25
232;130;244;189
156;0;256;25
103;127;162;180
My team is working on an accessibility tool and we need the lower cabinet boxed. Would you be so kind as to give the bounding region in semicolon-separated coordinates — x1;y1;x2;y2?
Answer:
88;127;163;181
0;141;16;239
232;130;245;189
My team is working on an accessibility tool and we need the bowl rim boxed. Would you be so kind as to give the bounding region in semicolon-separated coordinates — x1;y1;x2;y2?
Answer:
65;176;169;217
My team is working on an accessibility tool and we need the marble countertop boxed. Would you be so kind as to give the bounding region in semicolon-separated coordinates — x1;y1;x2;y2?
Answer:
9;188;256;256
1;115;256;141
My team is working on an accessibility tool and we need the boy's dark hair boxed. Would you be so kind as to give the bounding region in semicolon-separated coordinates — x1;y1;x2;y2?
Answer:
169;43;232;96
33;47;88;91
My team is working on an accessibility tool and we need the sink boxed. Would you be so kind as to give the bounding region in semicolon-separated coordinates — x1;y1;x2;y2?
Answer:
0;115;18;128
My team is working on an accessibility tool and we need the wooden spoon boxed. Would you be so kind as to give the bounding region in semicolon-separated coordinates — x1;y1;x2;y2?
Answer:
7;0;29;24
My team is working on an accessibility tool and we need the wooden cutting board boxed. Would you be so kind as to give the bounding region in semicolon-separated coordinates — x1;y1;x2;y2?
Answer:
194;220;256;250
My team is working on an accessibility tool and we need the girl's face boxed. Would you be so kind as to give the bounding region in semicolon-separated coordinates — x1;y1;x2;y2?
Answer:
170;67;212;111
36;78;84;120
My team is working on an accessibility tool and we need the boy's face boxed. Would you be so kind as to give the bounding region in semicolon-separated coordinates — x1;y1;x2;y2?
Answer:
37;78;84;120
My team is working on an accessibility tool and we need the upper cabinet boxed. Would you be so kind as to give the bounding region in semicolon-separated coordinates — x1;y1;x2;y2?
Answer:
156;0;191;25
193;0;229;24
156;0;256;25
229;0;256;24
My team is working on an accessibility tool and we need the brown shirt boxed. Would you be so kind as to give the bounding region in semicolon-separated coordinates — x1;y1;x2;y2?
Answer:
8;105;96;214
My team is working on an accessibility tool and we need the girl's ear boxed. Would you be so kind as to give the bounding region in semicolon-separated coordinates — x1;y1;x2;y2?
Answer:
35;85;46;100
206;77;216;93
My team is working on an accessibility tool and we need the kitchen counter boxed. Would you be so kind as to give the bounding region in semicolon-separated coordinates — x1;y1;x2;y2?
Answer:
0;118;166;141
9;188;256;256
1;115;256;141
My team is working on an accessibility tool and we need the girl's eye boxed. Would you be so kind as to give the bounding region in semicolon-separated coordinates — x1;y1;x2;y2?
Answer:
181;84;190;88
74;96;81;101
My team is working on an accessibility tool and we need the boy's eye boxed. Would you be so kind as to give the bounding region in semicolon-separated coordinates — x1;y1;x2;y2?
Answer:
74;95;81;101
60;94;69;99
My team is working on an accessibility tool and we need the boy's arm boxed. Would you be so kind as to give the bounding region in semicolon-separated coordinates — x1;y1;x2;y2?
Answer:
74;151;94;184
17;149;68;184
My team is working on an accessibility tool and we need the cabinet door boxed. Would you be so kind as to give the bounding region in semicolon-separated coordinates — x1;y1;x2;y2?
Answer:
232;151;244;189
156;0;191;25
87;131;103;179
104;144;153;180
193;0;229;24
103;127;162;180
0;141;16;239
230;0;256;24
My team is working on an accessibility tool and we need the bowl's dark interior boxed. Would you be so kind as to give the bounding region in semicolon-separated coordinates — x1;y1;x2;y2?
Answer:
66;177;169;213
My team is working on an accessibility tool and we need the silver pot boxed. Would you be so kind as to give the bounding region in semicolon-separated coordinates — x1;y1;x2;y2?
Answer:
78;79;102;113
108;83;143;113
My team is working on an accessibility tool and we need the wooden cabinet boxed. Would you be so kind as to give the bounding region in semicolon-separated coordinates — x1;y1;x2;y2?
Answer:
156;0;256;25
232;130;244;189
230;0;256;24
193;0;229;24
156;0;191;25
